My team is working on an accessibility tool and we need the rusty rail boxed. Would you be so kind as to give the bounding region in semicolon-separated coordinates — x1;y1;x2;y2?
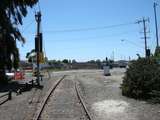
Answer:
33;75;66;120
75;81;93;120
0;90;12;105
0;90;12;100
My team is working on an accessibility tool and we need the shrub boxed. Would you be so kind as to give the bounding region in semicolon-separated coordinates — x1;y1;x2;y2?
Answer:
121;58;160;101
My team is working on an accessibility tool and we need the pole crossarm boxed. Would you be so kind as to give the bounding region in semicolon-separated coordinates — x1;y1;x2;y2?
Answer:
136;17;150;58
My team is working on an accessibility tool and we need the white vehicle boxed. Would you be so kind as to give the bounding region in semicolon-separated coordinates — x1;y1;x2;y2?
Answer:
103;66;111;76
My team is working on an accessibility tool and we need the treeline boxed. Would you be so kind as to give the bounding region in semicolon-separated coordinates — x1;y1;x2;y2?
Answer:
47;59;114;70
48;59;114;64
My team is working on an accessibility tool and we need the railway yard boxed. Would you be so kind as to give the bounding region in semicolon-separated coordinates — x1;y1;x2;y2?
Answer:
0;68;160;120
1;1;160;120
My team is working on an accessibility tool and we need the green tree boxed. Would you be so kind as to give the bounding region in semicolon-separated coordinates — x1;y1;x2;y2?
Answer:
88;60;96;63
26;49;36;63
0;0;38;83
121;58;160;101
62;59;69;64
154;46;160;63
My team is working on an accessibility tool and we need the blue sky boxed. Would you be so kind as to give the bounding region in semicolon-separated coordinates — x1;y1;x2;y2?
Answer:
18;0;160;61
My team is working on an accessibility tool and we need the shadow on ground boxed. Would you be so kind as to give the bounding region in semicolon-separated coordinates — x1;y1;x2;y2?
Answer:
0;81;43;93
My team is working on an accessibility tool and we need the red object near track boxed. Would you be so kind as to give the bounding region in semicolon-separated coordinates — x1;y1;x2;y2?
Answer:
14;71;25;80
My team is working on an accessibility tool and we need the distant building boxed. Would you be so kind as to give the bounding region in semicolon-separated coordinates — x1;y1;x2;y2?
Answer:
71;62;100;69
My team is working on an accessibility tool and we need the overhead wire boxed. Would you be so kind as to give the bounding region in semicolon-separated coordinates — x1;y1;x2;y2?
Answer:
149;23;160;51
21;19;35;33
22;21;137;34
121;39;144;49
38;0;41;12
44;22;135;33
27;1;137;62
23;1;140;61
49;30;139;42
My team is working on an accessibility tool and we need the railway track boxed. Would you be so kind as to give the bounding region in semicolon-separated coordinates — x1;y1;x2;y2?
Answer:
33;75;93;120
33;75;66;120
75;81;93;120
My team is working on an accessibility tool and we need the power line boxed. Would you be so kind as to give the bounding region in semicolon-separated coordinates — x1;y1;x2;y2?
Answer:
48;30;139;41
21;19;35;33
136;17;150;57
38;0;41;12
121;39;144;49
22;23;137;35
45;22;135;33
32;4;37;14
23;29;140;43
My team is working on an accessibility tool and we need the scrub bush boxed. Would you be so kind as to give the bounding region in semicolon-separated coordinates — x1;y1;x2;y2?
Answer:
121;58;160;102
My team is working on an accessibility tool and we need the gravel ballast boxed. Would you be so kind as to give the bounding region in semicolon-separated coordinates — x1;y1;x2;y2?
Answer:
1;69;160;120
76;68;160;120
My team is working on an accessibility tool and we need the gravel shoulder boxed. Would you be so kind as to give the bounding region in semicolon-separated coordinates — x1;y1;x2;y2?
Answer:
76;68;160;120
0;73;62;120
1;69;160;120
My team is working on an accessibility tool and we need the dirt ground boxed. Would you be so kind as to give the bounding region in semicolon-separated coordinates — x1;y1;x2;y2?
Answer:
40;75;87;120
47;69;160;120
75;68;160;120
0;69;160;120
0;73;62;120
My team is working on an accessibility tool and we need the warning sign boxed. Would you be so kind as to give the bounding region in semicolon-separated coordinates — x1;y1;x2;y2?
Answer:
39;52;45;63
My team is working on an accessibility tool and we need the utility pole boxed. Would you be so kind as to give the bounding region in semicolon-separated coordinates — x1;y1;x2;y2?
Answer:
35;11;42;86
154;2;159;47
129;56;131;61
136;18;150;58
112;51;114;61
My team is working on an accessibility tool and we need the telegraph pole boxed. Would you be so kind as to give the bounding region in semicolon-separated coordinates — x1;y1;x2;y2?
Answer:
35;11;41;86
154;2;159;47
136;18;150;58
143;18;148;57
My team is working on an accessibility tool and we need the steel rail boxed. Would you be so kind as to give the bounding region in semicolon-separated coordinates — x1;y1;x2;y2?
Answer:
0;93;8;99
33;75;66;120
75;81;93;120
0;91;12;100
